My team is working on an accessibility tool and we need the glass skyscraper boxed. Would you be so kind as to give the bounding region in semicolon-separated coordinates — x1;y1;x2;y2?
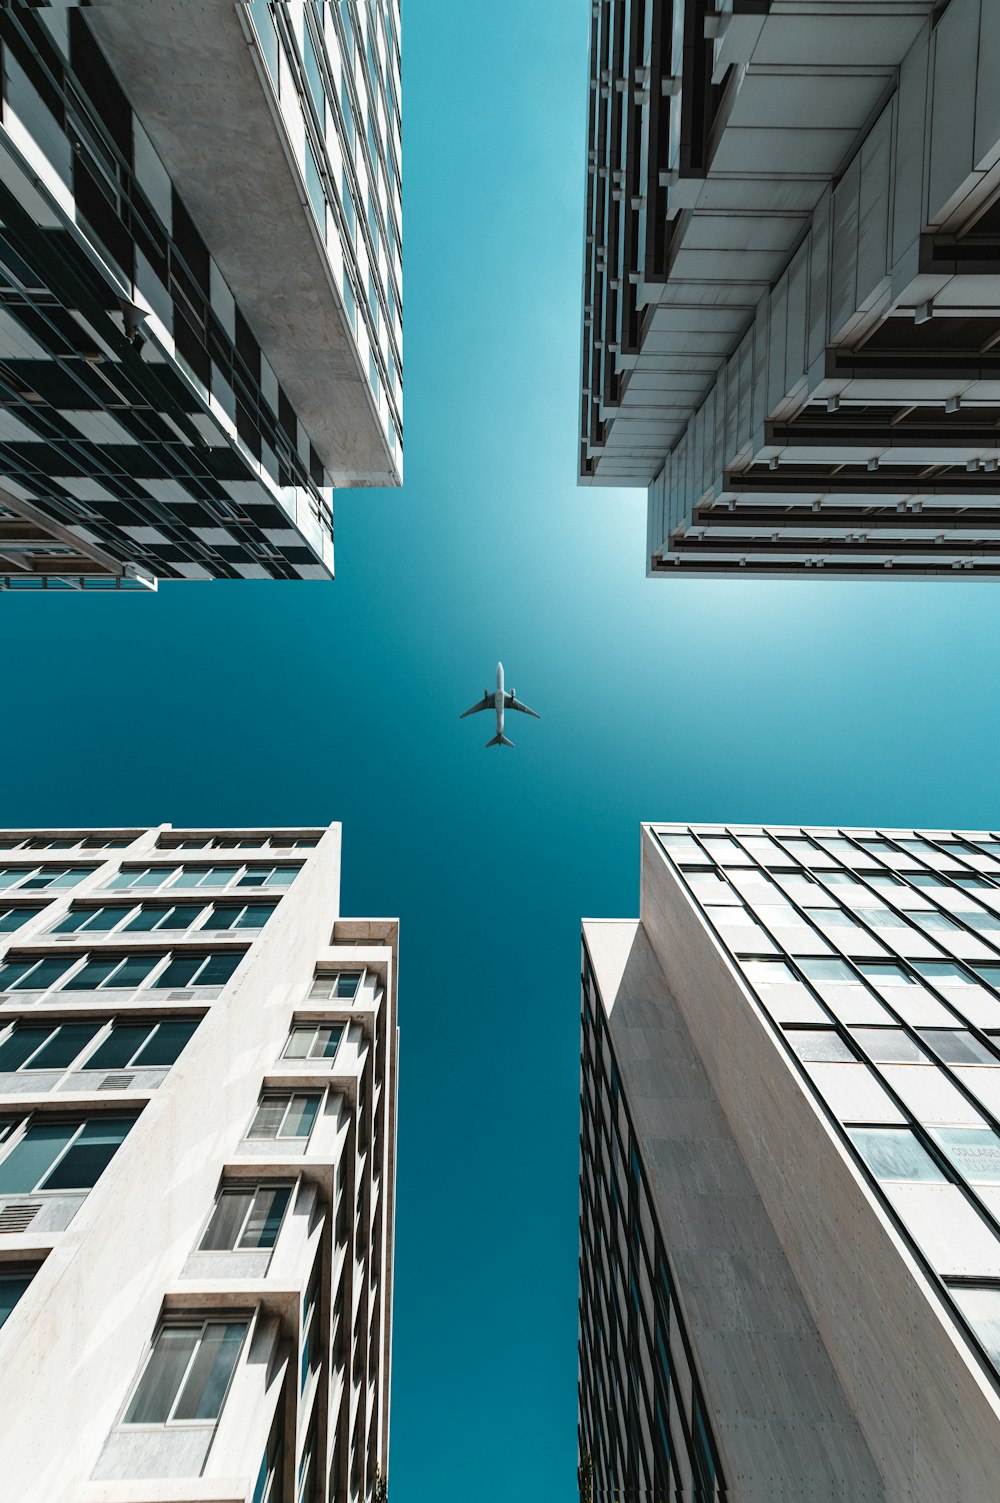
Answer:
580;822;1000;1499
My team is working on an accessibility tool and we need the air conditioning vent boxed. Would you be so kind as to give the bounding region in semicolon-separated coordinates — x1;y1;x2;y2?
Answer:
0;1202;39;1233
99;1073;135;1091
167;989;194;1001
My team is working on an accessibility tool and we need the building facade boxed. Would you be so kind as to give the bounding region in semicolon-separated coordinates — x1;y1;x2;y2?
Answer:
0;823;398;1503
0;1;401;589
580;823;1000;1500
580;0;1000;578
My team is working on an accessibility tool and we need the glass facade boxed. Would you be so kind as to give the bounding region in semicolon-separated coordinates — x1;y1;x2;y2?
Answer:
653;824;1000;1388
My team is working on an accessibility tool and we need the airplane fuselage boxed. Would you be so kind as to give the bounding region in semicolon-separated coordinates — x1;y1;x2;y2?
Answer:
495;660;505;739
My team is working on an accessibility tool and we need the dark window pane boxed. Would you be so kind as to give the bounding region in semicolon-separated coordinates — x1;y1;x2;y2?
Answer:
123;908;167;931
152;955;201;988
207;906;242;929
30;1023;102;1070
173;1321;245;1420
17;957;70;991
0;1027;53;1073
41;1116;134;1191
52;910;91;933
65;957;119;990
0;1271;32;1328
0;1122;72;1193
0;962;32;990
0;908;40;932
132;1020;197;1067
85;1024;153;1071
237;905;274;928
107;954;157;989
124;1326;199;1424
196;953;240;986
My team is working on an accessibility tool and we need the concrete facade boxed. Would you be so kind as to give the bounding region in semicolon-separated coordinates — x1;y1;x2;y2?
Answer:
0;824;398;1503
581;0;1000;578
580;823;1000;1499
0;1;401;588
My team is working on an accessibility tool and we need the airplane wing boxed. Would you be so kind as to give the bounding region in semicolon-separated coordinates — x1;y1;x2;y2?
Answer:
459;695;495;719
506;694;540;719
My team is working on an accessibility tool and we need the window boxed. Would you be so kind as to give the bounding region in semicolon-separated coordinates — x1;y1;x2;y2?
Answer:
847;1127;947;1183
905;909;963;934
956;911;1000;933
82;1019;198;1071
929;1126;1000;1183
64;954;160;991
955;875;996;891
0;955;75;992
0;866;91;891
123;905;201;932
785;1029;854;1062
106;867;178;891
0;1268;34;1329
237;866;299;889
151;953;241;989
53;905;134;933
0;1115;136;1193
857;962;914;986
850;1029;925;1064
200;1183;291;1251
170;866;240;889
301;1259;320;1389
0;907;40;933
309;972;361;999
247;1094;321;1141
122;1320;247;1425
951;1286;1000;1372
866;872;906;891
283;1024;344;1060
919;1030;995;1065
0;1021;102;1073
201;903;276;931
799;958;857;982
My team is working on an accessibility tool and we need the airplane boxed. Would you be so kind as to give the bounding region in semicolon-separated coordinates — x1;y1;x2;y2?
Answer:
460;661;540;748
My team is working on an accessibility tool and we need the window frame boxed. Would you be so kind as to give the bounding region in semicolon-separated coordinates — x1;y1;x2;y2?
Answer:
246;1092;323;1142
198;1181;294;1253
119;1316;249;1429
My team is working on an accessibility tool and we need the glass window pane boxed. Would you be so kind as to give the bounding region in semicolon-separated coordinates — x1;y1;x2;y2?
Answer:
312;1025;343;1059
858;963;913;986
80;907;132;932
30;1023;102;1070
124;1326;199;1424
104;955;156;989
785;1030;853;1062
0;907;39;932
951;1286;1000;1372
851;1029;925;1064
206;906;242;930
198;867;240;887
84;1024;152;1071
268;868;299;887
930;1127;1000;1183
0;961;32;990
132;1020;197;1068
919;1030;995;1065
248;1099;286;1138
241;1185;291;1249
237;904;274;928
0;1271;32;1329
152;955;201;989
16;957;70;991
173;1321;245;1420
284;1028;313;1060
200;1188;253;1251
799;958;856;982
0;1122;72;1193
281;1095;319;1139
0;1027;52;1072
195;953;240;986
334;972;361;997
123;907;166;931
848;1127;947;1183
52;910;92;933
64;957;119;991
41;1116;133;1191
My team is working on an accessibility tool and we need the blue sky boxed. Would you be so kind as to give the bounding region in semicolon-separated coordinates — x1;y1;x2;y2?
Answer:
6;0;1000;1499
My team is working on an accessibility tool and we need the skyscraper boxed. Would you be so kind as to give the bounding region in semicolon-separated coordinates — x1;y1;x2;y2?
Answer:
0;823;397;1503
580;0;1000;578
580;822;1000;1499
0;1;401;589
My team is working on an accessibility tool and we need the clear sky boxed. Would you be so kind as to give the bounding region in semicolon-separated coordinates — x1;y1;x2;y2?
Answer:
5;1;1000;1500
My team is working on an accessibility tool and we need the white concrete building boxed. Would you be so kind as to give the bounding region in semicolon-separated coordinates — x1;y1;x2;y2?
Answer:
581;823;1000;1500
0;823;398;1503
0;1;402;588
581;0;1000;577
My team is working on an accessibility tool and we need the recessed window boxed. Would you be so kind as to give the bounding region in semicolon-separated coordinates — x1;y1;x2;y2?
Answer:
123;905;201;933
847;1127;947;1183
82;1019;198;1071
0;1267;35;1329
310;972;362;1000
0;1115;136;1194
247;1093;321;1141
0;1021;103;1073
201;903;276;931
122;1320;247;1425
0;866;92;892
0;907;41;933
0;956;75;992
151;953;241;990
200;1183;292;1251
283;1024;344;1061
65;954;160;992
785;1029;853;1063
53;905;135;934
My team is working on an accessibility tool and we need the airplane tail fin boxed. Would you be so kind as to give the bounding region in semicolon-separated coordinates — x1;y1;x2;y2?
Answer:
485;733;515;748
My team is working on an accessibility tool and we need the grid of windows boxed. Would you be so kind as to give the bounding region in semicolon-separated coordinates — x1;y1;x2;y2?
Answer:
0;836;133;852
655;825;1000;1390
0;867;93;892
156;834;319;852
579;949;726;1501
50;900;276;936
104;864;299;892
0;950;243;995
